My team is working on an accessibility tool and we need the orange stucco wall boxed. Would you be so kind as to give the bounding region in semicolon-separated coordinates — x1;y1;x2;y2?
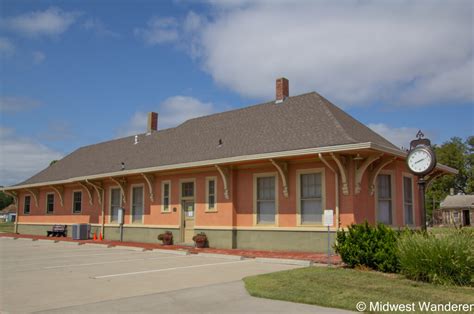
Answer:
16;158;421;230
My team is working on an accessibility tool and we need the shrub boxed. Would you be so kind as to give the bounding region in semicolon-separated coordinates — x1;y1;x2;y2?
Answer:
397;229;474;286
334;221;400;273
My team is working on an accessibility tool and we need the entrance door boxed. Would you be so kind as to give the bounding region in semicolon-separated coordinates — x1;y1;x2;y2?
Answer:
182;200;195;243
462;210;471;226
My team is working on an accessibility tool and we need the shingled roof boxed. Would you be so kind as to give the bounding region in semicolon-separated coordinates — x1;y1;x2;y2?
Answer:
17;92;401;186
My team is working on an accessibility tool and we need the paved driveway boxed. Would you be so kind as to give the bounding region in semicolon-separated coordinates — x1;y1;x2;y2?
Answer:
0;237;351;313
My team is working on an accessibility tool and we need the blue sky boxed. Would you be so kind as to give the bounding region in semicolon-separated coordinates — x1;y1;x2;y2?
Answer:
1;0;473;186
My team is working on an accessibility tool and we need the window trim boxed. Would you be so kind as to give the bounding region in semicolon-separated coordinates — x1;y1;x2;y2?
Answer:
108;186;122;224
129;183;145;224
72;190;83;214
23;195;31;215
205;176;218;212
402;173;415;226
296;168;326;226
46;192;55;215
375;170;396;226
253;172;279;226
161;180;172;213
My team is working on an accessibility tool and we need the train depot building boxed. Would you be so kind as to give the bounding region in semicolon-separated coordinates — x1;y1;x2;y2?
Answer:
3;78;456;252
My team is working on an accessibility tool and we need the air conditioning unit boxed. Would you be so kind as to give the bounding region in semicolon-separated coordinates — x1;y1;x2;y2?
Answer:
72;224;90;240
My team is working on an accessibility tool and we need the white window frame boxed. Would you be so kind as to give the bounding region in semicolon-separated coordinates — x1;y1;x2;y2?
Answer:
72;190;83;214
296;168;326;226
23;195;31;215
161;180;171;213
253;172;279;226
205;176;217;212
402;173;415;226
109;186;122;224
46;192;55;214
130;184;145;224
375;171;395;226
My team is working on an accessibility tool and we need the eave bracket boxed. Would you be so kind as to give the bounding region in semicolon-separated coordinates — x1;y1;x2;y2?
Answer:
141;173;155;202
355;154;383;194
270;159;289;198
215;165;230;200
330;153;349;195
49;185;64;207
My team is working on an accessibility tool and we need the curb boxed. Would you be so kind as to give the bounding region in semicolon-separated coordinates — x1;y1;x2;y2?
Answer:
112;245;147;252
153;249;190;255
255;257;313;266
197;253;244;260
84;243;110;248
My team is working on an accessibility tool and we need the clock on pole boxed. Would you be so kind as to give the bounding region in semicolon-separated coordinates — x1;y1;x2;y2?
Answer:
406;130;436;230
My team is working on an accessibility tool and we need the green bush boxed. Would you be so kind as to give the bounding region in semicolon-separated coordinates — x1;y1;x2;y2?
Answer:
334;222;399;273
397;229;474;286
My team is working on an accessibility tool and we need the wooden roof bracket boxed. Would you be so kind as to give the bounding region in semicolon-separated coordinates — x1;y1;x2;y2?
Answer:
369;157;397;195
78;182;94;206
3;190;18;205
425;171;445;190
270;159;289;198
355;153;383;194
215;165;230;200
25;188;40;207
85;179;104;205
49;185;64;207
109;177;127;205
330;153;349;195
141;173;155;202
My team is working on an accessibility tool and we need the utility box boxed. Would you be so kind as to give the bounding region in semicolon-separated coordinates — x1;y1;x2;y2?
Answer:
72;224;89;240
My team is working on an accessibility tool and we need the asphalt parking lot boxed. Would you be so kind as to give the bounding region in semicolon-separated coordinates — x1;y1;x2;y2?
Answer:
0;237;350;313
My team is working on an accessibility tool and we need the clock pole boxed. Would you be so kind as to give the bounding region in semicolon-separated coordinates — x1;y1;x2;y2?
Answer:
418;177;427;232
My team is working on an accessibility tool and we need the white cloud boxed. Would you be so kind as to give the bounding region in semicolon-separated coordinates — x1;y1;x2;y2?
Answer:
368;123;436;149
0;96;40;112
83;18;119;38
118;96;215;137
134;17;179;45
170;0;473;106
2;7;80;37
32;51;45;64
0;37;15;56
0;126;63;186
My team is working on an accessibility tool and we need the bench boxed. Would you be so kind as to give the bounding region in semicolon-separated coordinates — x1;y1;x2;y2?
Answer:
47;225;67;237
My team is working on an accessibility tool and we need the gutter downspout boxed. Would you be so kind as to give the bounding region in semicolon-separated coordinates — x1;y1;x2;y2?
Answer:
319;153;340;230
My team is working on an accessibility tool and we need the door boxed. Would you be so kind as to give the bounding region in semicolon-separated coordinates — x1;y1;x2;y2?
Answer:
182;200;195;243
462;210;471;226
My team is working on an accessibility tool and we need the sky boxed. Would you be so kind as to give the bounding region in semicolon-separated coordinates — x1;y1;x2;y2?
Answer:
0;0;473;186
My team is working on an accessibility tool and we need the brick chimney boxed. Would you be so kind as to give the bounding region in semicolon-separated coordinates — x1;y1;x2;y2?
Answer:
147;112;158;133
275;77;289;103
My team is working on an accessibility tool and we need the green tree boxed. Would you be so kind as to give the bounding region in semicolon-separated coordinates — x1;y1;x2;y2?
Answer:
426;136;474;218
0;191;13;210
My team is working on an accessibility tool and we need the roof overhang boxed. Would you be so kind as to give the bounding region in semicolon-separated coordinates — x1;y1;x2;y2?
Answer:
2;141;458;191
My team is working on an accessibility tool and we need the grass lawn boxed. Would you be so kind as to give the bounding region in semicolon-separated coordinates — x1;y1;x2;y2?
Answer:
244;267;474;313
0;222;14;233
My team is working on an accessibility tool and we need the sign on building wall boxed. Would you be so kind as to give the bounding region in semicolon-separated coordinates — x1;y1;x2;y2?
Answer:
324;209;334;227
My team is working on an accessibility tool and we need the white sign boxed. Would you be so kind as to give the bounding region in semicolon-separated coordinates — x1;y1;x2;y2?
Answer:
323;209;334;227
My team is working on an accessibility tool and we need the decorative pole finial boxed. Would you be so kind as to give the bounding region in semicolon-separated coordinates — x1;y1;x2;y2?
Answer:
416;130;424;139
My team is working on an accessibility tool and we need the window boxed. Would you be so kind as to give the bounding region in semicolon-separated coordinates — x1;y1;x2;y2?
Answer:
206;178;216;211
73;191;82;214
256;176;276;224
377;174;392;225
110;188;121;223
403;176;414;225
182;182;194;198
24;195;31;214
299;172;323;224
46;194;54;214
162;181;171;212
131;186;144;224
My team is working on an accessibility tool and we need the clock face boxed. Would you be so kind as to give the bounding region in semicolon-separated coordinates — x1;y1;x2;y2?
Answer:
407;147;434;174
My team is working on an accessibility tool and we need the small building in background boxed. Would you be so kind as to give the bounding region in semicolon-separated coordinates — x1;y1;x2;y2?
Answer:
440;194;474;227
0;204;17;223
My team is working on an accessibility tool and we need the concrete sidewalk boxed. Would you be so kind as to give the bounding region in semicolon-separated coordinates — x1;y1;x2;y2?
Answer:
38;281;353;314
0;233;341;264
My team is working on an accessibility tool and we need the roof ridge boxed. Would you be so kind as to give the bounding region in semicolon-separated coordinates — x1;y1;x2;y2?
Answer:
317;94;357;143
